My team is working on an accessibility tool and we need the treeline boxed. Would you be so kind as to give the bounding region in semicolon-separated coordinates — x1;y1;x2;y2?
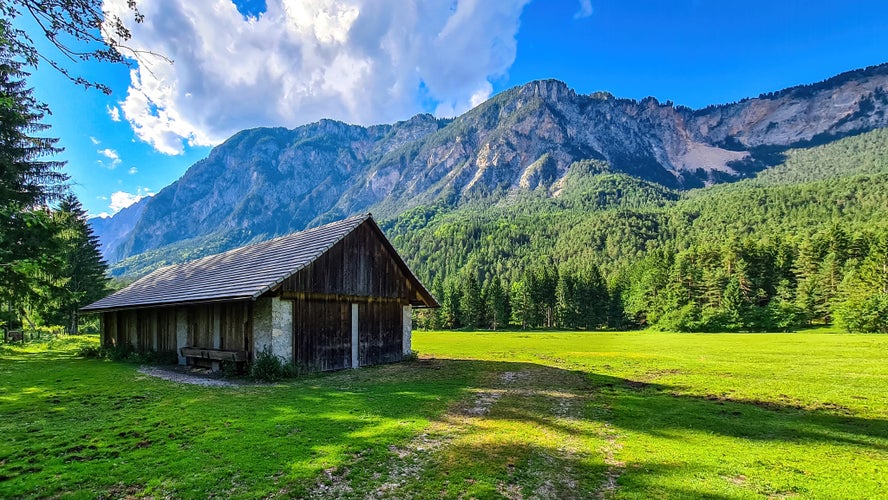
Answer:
416;264;625;331
412;224;888;334
622;226;888;333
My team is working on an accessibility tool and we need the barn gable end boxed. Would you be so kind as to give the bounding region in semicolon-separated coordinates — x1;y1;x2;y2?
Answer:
82;214;437;372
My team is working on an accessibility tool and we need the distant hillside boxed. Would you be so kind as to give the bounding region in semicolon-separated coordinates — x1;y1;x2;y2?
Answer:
95;63;888;276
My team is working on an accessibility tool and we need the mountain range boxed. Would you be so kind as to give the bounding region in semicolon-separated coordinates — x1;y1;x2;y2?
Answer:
92;63;888;277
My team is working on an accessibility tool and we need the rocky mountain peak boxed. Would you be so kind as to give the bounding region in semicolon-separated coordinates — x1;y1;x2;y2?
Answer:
516;79;576;102
91;64;888;273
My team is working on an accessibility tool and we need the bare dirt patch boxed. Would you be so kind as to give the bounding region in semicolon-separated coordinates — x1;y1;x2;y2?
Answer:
137;366;244;387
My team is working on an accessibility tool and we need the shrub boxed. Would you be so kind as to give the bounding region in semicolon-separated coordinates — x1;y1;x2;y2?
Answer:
250;345;291;382
403;349;420;361
78;345;103;358
77;344;179;364
107;343;135;361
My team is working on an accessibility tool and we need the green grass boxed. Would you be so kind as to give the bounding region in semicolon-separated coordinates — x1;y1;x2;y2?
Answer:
416;329;888;498
1;331;886;498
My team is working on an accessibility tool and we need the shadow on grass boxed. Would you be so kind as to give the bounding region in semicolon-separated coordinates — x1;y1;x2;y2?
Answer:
583;372;888;450
1;349;887;498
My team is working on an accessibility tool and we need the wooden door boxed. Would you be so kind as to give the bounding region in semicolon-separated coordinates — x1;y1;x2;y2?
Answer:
358;301;403;367
293;298;351;372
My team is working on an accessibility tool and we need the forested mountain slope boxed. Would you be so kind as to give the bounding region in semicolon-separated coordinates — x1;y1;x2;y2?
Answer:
383;128;888;333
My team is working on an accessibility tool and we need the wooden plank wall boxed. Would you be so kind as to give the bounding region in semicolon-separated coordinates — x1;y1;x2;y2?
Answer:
156;309;176;352
359;301;403;366
102;311;115;346
294;298;351;371
188;305;213;348
101;302;250;355
187;302;251;352
101;308;176;353
220;302;251;352
283;223;416;300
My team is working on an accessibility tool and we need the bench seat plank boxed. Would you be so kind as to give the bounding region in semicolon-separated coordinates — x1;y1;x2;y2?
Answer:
180;347;247;362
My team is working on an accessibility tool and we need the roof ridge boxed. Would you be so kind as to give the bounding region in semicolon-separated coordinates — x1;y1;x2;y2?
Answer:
157;213;372;272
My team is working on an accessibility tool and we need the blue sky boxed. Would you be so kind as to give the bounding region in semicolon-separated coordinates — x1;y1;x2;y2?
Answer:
16;0;888;217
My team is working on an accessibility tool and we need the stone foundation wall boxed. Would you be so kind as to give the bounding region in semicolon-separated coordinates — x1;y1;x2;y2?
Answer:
253;297;293;362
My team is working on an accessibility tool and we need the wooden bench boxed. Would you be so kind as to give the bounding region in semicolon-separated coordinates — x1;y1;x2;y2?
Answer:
180;347;247;363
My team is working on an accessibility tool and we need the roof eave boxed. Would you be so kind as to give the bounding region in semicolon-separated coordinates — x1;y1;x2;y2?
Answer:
80;295;256;314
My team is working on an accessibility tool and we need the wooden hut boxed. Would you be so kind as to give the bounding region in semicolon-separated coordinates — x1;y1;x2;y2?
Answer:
81;214;438;371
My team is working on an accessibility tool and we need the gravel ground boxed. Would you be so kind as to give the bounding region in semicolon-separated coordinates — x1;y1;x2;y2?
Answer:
137;365;244;387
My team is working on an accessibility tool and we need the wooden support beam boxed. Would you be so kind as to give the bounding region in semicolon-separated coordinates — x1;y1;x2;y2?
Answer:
280;291;408;305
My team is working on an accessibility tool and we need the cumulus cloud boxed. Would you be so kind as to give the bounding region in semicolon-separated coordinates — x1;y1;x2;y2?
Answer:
128;166;138;174
98;148;122;167
89;136;101;145
574;0;593;19
108;188;154;213
103;0;531;154
107;105;121;121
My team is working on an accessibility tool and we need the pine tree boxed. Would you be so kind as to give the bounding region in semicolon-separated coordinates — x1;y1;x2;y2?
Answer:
510;280;532;330
0;29;67;331
555;271;578;328
46;195;108;333
0;30;66;210
459;273;484;328
485;279;509;330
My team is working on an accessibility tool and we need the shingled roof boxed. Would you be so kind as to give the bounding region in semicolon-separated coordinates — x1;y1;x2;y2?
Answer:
82;214;436;312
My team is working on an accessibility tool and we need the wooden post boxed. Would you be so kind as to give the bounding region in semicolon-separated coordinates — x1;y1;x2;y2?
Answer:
176;308;188;365
211;304;222;371
402;305;412;355
351;303;359;369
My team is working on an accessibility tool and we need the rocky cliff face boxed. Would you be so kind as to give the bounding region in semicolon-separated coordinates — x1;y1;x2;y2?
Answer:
89;198;148;261
94;63;888;265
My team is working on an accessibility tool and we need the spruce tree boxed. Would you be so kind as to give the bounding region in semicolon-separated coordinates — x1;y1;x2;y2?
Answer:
0;27;67;331
47;195;108;333
0;27;66;209
485;279;509;330
459;273;483;329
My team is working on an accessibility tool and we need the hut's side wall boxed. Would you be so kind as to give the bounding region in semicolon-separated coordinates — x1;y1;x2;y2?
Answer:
99;303;249;362
100;308;176;353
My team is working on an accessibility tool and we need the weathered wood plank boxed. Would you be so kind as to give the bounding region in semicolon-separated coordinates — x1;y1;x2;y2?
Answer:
294;298;351;372
359;301;403;367
283;223;415;300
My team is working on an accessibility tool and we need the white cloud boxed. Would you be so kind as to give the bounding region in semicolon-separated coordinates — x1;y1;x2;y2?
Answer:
128;166;138;174
108;188;154;213
574;0;593;19
103;0;531;154
89;136;101;145
98;148;122;168
107;105;121;122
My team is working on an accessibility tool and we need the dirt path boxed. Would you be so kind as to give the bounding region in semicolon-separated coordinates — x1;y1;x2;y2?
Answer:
307;363;622;499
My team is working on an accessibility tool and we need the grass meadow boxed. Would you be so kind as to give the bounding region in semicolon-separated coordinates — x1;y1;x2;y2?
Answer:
0;330;886;498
